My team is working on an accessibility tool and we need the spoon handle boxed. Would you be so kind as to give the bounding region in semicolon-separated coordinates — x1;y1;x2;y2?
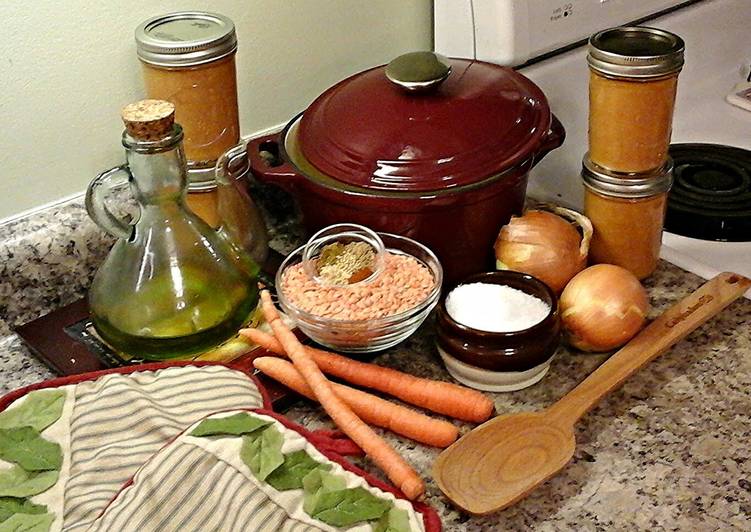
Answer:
546;272;750;429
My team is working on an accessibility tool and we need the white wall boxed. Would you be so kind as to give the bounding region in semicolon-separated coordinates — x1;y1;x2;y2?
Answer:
0;1;432;221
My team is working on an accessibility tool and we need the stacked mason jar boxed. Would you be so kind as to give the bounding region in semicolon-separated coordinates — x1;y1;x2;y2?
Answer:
582;27;685;279
135;12;241;228
134;12;268;266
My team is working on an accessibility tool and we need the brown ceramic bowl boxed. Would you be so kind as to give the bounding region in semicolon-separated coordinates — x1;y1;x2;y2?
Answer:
436;271;561;391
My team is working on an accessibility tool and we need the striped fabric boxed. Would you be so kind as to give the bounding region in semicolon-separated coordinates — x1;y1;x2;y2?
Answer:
62;366;264;530
87;442;322;532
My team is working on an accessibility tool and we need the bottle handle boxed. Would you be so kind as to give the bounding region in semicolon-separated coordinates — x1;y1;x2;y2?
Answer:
86;165;134;240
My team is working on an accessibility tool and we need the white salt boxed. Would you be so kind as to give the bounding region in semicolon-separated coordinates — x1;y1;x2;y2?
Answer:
445;282;550;332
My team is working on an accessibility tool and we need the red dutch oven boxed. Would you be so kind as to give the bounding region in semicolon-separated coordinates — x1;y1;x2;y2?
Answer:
248;52;565;283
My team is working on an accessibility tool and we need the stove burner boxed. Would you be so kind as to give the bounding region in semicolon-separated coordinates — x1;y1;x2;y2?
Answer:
665;144;751;242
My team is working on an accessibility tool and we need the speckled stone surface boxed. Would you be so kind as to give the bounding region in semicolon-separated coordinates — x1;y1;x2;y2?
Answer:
0;185;749;531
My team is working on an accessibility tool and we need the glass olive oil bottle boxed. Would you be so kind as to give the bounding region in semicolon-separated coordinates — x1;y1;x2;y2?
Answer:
86;100;259;359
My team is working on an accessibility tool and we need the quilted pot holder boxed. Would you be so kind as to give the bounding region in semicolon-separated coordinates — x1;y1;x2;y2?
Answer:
0;362;440;531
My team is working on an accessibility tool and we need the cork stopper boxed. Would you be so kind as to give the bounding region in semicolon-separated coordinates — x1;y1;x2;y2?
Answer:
121;99;175;140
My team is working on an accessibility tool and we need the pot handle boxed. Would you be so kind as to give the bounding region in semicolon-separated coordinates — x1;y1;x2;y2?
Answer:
247;133;300;193
532;114;566;167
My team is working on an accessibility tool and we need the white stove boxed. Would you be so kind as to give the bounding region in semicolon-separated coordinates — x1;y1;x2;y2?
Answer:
436;0;751;295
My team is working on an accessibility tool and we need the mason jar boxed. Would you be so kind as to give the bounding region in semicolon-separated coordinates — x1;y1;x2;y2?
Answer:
582;155;673;279
135;12;240;185
588;26;684;174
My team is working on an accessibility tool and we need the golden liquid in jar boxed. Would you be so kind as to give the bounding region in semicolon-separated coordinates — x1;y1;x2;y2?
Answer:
585;188;667;280
186;188;220;228
142;56;240;166
589;71;678;174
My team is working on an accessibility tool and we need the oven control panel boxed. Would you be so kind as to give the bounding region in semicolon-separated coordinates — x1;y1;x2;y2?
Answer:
435;0;693;66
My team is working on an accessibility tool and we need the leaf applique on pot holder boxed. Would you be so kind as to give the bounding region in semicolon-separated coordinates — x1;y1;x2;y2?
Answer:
86;409;440;532
0;362;268;531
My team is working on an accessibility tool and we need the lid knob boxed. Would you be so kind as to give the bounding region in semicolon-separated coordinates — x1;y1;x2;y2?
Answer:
121;99;175;140
385;51;452;92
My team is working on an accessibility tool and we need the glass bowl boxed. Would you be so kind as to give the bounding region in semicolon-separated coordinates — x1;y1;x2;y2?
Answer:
275;233;443;353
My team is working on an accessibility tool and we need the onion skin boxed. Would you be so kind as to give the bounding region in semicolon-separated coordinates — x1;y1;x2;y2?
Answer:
494;210;587;294
560;264;649;352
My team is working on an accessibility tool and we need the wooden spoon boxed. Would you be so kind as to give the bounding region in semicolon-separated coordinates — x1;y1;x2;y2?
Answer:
434;271;751;515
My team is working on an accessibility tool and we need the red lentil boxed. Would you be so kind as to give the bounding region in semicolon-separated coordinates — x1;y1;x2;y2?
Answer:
280;252;435;320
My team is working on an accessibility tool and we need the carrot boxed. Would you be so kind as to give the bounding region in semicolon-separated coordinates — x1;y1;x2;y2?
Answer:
254;357;459;448
257;289;425;500
240;327;494;423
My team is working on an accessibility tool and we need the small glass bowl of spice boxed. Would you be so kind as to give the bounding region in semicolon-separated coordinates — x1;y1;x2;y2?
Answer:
436;271;560;392
276;224;442;353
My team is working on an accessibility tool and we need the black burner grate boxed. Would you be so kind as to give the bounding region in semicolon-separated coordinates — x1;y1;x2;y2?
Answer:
665;143;751;241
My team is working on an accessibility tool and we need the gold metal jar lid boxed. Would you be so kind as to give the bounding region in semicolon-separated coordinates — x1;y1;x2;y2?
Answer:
582;155;673;198
187;179;217;193
135;12;237;68
588;26;684;79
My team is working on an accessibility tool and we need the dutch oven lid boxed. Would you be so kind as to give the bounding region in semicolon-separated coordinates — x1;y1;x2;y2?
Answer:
297;51;554;193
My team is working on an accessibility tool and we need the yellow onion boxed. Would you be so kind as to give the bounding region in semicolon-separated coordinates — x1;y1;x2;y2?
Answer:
560;264;649;352
494;206;593;293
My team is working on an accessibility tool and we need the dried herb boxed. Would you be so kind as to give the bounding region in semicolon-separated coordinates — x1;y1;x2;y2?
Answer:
316;242;345;267
316;241;375;285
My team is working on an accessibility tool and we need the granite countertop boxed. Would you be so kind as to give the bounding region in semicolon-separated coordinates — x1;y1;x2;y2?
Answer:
0;184;749;531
